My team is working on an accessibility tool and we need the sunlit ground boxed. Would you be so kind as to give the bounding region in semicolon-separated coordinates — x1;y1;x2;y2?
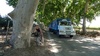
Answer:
81;46;98;50
47;39;61;53
0;35;6;43
69;36;100;44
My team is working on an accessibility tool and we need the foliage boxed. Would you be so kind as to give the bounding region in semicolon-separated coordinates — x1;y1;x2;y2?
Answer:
6;0;18;8
6;0;100;26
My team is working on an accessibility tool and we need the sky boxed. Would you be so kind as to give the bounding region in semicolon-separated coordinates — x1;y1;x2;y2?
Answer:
86;16;100;28
0;0;100;27
0;0;14;17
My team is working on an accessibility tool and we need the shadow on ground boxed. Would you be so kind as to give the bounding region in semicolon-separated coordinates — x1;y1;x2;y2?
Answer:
47;32;100;56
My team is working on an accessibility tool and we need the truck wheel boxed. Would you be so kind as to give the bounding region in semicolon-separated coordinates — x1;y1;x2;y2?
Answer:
70;35;73;38
59;35;62;37
53;30;58;34
53;31;56;34
49;28;52;32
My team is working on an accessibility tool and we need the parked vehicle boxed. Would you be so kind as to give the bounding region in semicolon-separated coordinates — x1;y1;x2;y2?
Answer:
49;18;76;37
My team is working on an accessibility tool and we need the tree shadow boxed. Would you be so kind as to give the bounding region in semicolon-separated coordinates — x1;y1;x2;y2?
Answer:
47;32;100;56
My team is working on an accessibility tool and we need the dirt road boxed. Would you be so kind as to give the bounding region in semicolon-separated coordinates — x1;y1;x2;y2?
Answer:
47;31;100;56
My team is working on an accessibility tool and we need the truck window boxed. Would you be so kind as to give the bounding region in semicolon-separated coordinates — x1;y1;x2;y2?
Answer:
59;21;71;26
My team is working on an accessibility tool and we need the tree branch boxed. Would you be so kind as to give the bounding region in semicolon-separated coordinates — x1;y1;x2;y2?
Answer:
8;11;14;19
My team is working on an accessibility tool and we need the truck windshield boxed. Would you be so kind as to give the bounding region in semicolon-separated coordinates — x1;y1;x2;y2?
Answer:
59;21;71;26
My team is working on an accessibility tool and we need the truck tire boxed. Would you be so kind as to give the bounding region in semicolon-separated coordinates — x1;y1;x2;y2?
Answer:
49;28;52;32
59;35;62;37
70;35;73;38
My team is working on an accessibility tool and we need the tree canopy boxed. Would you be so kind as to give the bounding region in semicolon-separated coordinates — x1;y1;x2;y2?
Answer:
6;0;100;26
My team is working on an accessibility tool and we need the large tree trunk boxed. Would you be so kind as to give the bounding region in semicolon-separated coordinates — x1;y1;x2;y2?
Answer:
8;0;39;48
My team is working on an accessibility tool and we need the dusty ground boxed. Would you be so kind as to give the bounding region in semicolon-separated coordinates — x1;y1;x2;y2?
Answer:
4;41;55;56
0;31;55;56
0;30;100;56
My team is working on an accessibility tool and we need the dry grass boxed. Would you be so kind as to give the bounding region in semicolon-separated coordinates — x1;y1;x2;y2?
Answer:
76;30;100;38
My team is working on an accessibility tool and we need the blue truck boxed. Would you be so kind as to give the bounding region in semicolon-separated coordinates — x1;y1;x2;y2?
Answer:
49;18;76;37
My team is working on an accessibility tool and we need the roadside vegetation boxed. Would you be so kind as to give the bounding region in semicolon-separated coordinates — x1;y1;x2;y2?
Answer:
75;26;100;38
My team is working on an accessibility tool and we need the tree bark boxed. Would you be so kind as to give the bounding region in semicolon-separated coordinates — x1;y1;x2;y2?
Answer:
82;17;86;34
8;0;39;48
82;0;89;34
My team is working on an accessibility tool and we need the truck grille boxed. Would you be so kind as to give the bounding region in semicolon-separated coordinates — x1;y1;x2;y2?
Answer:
65;27;71;30
66;31;71;34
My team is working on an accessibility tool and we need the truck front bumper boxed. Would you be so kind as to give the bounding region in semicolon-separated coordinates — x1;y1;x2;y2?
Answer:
59;32;76;35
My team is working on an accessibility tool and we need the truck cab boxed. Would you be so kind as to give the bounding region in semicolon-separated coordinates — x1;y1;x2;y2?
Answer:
58;19;76;37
